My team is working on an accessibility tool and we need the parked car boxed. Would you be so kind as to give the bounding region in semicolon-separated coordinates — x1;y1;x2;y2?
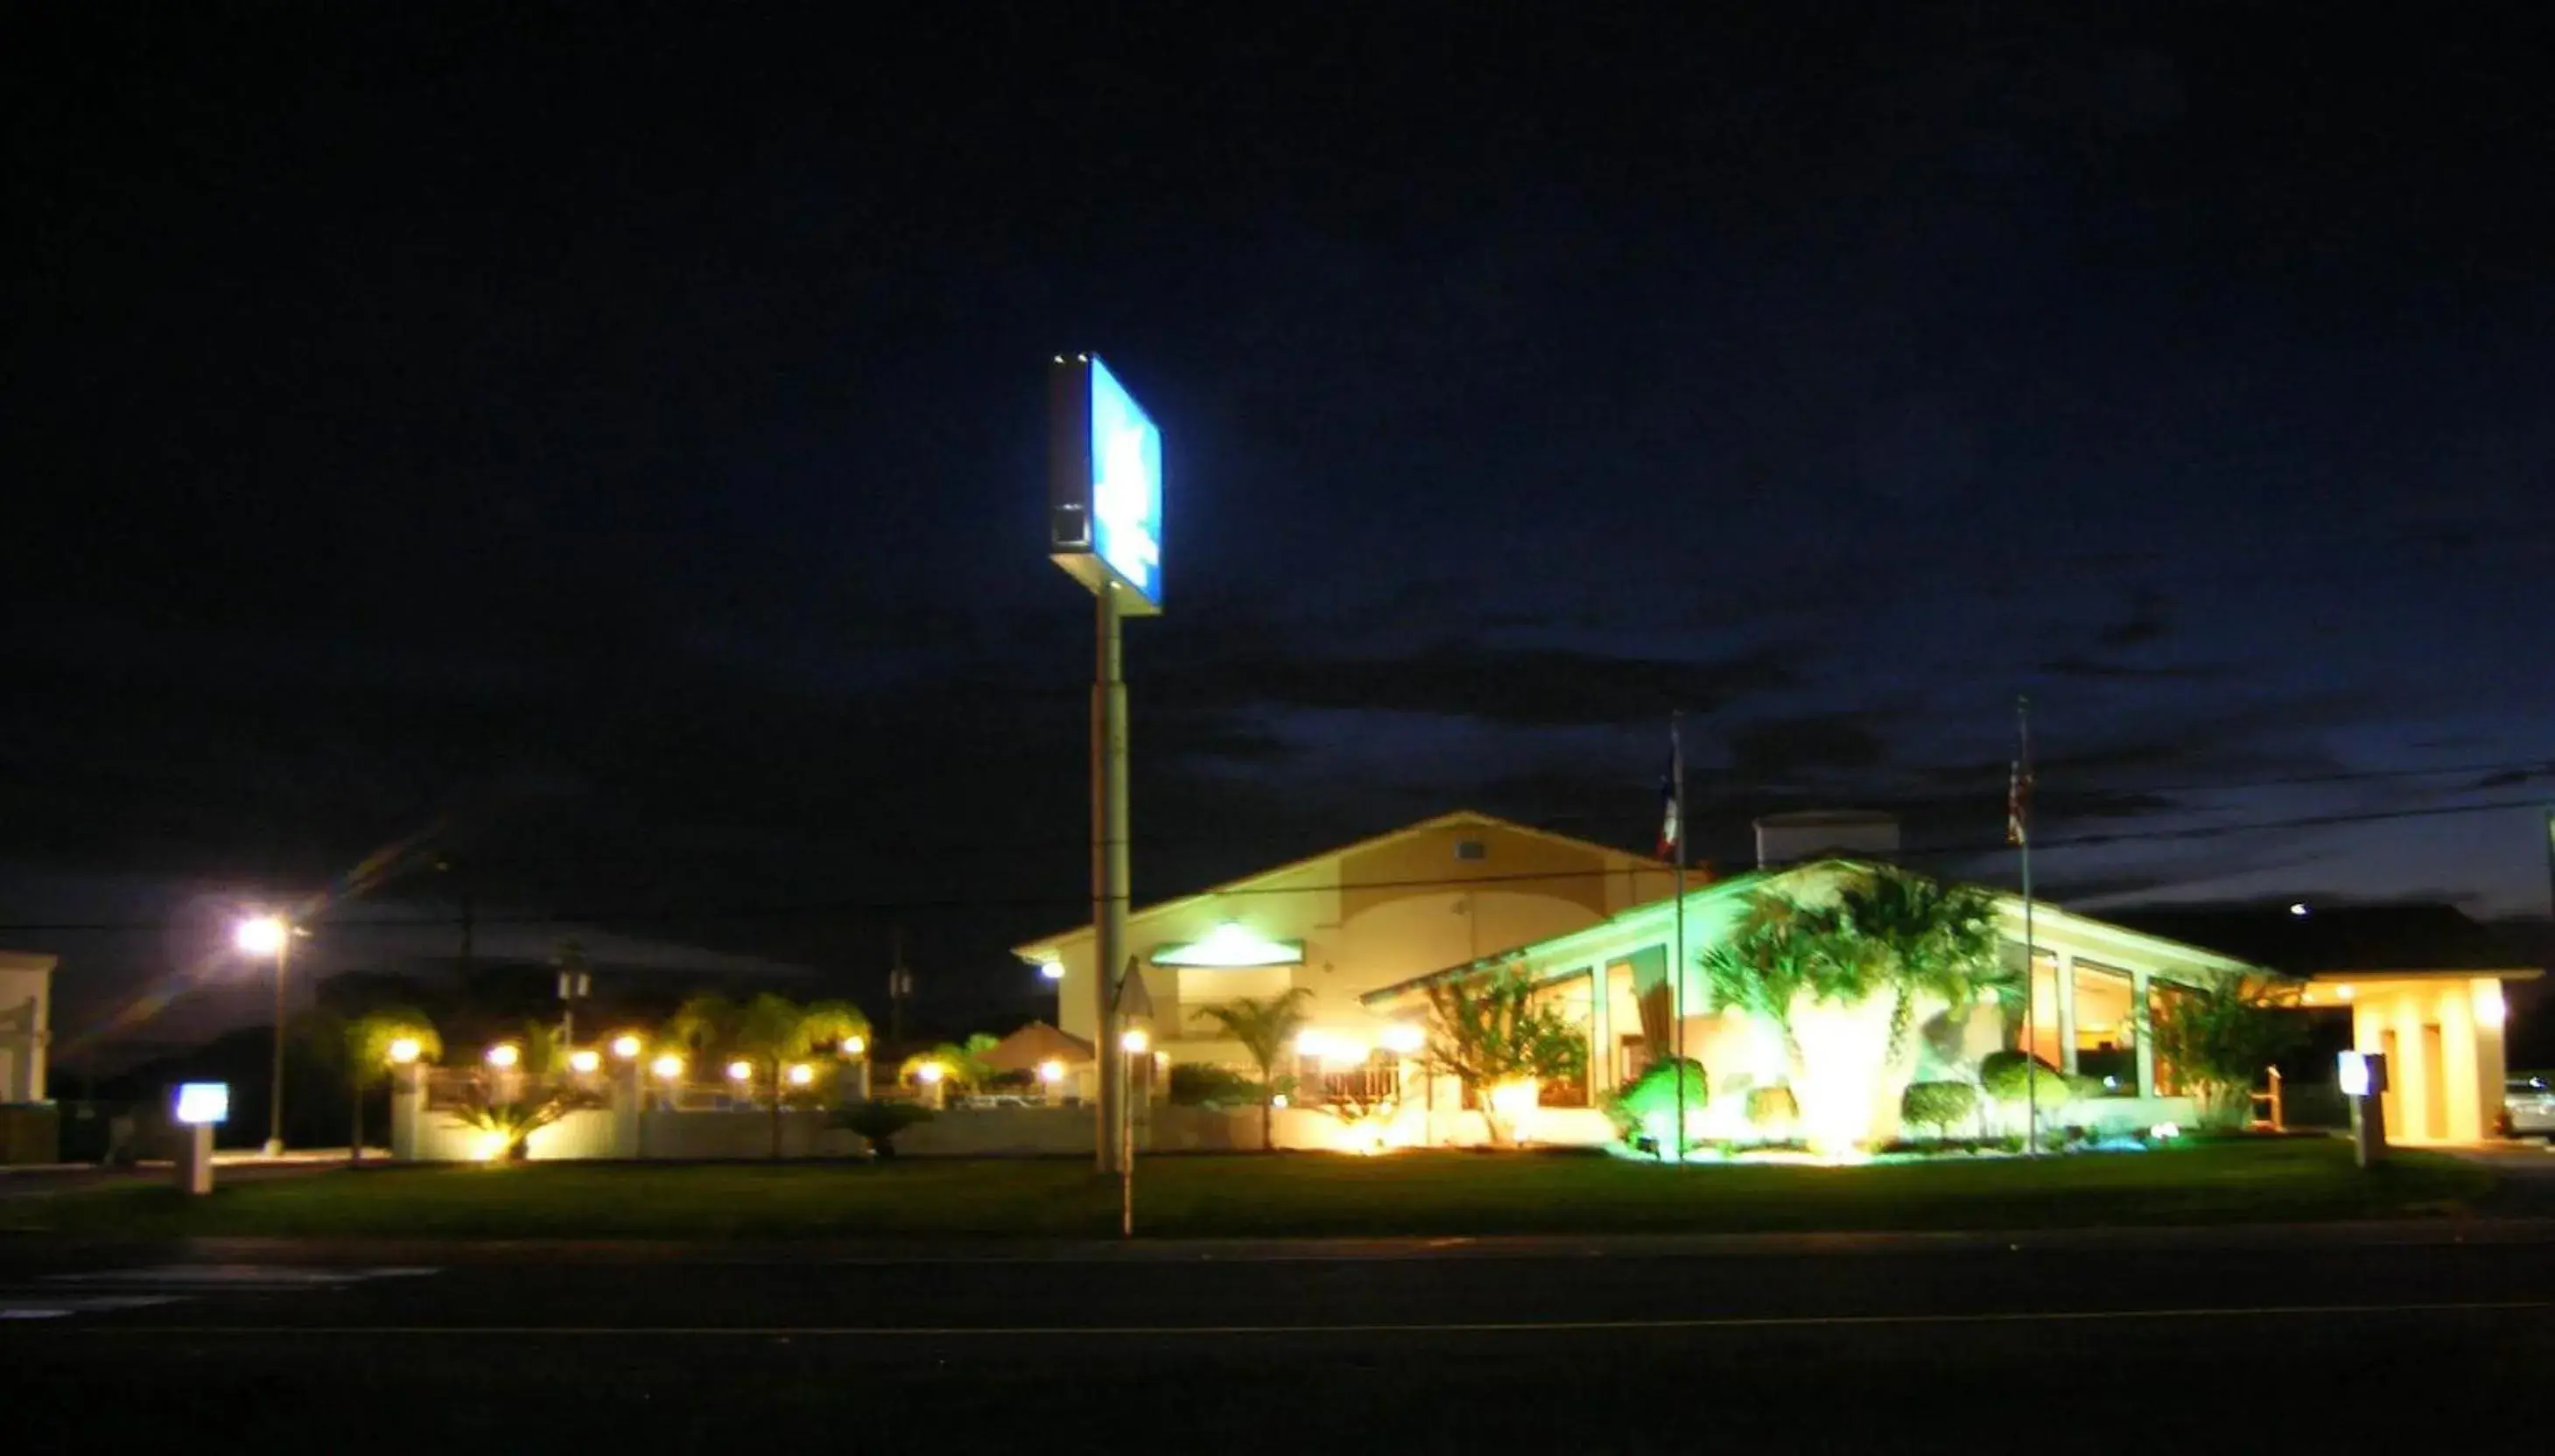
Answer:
2502;1074;2555;1140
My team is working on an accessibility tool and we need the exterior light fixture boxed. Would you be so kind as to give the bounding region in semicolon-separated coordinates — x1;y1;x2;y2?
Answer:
485;1043;521;1069
568;1049;601;1074
1149;923;1305;969
786;1063;816;1087
2289;902;2309;916
1380;1023;1426;1056
233;914;290;956
2336;984;2356;1001
916;1062;945;1085
1040;960;1066;981
385;1037;422;1066
652;1054;684;1082
610;1033;644;1060
726;1060;754;1082
1120;1027;1150;1055
1037;1059;1066;1085
841;1035;866;1057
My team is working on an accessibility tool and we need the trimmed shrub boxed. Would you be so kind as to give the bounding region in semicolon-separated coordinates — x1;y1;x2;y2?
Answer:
1744;1085;1799;1133
1899;1081;1979;1139
1168;1062;1261;1108
1604;1057;1709;1139
833;1100;934;1159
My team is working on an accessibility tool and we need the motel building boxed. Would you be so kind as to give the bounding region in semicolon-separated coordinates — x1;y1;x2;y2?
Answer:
1012;811;1676;1148
1018;811;2537;1153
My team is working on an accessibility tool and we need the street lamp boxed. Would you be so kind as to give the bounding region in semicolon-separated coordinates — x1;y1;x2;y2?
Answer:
235;913;295;1158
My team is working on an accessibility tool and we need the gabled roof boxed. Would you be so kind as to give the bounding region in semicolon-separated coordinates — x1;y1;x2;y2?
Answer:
1010;808;1668;960
2106;903;2545;977
1358;858;2265;1007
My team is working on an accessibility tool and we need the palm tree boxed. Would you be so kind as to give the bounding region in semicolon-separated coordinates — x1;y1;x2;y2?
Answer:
344;1007;439;1161
1830;867;2004;1056
1190;988;1312;1152
899;1032;1000;1093
665;991;874;1158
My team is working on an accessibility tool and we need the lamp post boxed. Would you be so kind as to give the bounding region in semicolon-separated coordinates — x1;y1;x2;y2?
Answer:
840;1034;870;1102
235;914;294;1157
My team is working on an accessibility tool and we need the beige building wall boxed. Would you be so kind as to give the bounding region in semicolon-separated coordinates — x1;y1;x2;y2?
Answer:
1017;813;1674;1092
0;952;56;1104
2347;976;2509;1144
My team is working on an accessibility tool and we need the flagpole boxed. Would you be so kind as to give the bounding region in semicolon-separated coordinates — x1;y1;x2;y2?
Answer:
2016;694;2038;1159
1671;710;1687;1163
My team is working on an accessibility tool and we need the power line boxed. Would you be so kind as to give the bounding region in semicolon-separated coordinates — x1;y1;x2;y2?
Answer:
4;794;2546;935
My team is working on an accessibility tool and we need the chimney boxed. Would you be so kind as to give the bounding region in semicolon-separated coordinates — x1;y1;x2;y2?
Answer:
1752;810;1900;869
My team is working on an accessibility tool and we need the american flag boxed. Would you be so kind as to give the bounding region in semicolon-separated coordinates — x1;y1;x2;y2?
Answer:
2007;755;2032;847
1657;730;1683;861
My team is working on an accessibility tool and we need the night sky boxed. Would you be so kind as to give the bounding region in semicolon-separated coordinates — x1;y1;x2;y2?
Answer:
9;4;2552;1059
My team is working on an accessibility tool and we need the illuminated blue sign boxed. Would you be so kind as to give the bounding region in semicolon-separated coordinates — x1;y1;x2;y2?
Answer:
174;1082;230;1125
1088;359;1163;606
1049;354;1164;612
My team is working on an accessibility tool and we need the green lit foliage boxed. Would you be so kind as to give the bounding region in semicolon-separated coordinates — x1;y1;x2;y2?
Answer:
1168;1061;1263;1109
1422;970;1589;1146
1604;1057;1709;1149
1899;1081;1979;1140
1190;987;1313;1152
899;1033;1000;1093
1744;1085;1799;1135
344;1006;439;1158
1831;869;2004;1056
1979;1052;2101;1130
2145;972;2308;1129
668;992;875;1157
454;1098;567;1162
1700;868;2005;1059
833;1100;934;1159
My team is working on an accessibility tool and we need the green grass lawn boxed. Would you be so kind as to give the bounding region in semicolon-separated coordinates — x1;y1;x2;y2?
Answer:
7;1139;2491;1242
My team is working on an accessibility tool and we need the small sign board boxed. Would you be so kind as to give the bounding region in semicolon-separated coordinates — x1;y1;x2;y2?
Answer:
173;1082;231;1126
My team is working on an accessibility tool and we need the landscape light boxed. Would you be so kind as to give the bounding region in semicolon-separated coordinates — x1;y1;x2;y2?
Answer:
610;1033;643;1060
234;914;290;956
1120;1027;1150;1055
726;1060;753;1082
1037;1059;1065;1085
568;1049;601;1074
485;1043;520;1069
652;1054;684;1082
786;1063;816;1087
386;1037;422;1066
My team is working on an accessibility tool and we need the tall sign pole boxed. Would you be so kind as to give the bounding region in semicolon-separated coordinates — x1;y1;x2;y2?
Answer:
1095;581;1132;1173
1669;711;1687;1162
1049;354;1164;1178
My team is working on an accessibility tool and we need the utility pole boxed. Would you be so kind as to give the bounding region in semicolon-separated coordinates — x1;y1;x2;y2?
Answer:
888;924;912;1048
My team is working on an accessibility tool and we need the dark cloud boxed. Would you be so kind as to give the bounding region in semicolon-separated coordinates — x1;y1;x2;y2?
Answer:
1723;713;1892;784
2094;586;2174;651
1151;640;1799;729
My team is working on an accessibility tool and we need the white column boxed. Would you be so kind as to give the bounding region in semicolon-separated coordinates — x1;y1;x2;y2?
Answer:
2055;952;2078;1073
1587;966;1612;1095
2438;983;2480;1141
2130;967;2156;1097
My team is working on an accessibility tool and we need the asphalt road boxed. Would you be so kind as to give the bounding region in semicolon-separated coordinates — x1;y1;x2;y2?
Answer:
4;1227;2551;1452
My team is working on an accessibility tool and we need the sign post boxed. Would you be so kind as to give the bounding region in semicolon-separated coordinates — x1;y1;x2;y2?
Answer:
2340;1050;2390;1168
172;1082;229;1195
1049;354;1164;1177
